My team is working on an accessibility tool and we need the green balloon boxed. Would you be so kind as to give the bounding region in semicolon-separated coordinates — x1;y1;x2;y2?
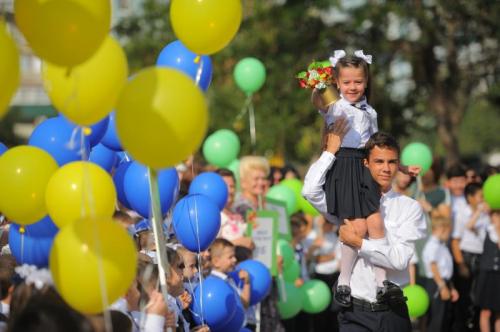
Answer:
484;174;500;209
277;281;303;319
301;279;331;313
281;178;319;216
276;239;295;269
401;142;433;175
283;260;300;282
403;284;430;318
266;184;298;215
233;57;266;94
202;129;240;168
227;158;241;191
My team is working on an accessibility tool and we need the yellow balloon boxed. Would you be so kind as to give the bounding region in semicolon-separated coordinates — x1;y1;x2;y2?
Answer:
170;0;242;55
43;36;128;126
14;0;110;67
0;20;20;119
0;146;58;225
50;218;137;314
116;67;208;169
45;161;116;228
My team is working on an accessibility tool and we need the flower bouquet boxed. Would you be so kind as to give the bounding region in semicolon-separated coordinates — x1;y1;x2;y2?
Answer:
296;61;339;107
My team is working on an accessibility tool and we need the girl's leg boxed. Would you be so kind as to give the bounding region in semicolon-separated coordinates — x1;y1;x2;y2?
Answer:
494;312;500;332
366;211;387;287
338;219;367;286
480;309;491;332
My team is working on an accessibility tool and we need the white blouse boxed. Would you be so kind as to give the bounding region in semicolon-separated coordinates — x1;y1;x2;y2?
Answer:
322;96;378;149
422;235;454;280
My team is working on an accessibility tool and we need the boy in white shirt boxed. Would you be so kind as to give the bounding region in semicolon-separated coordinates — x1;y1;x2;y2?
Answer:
423;217;459;332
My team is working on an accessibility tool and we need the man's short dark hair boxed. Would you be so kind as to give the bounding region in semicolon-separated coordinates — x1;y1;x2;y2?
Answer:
364;132;400;158
446;164;467;179
215;168;235;182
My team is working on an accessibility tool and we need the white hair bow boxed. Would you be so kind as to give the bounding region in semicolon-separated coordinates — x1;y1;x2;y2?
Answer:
329;50;346;67
15;264;53;290
354;50;373;64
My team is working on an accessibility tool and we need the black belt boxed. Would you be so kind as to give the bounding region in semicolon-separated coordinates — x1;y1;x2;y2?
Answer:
351;298;390;312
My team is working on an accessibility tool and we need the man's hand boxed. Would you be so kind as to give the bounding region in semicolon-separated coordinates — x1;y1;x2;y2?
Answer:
458;263;470;278
450;288;460;302
325;117;350;155
339;220;363;249
440;286;451;301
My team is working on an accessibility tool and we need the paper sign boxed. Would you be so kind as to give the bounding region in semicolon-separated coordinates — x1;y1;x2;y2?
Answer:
266;197;291;240
246;210;278;276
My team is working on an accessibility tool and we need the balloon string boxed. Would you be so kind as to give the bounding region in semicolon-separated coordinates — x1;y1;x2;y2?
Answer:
147;167;171;314
235;94;253;122
248;96;256;153
278;274;287;302
193;195;206;325
20;226;25;264
79;127;113;332
195;57;204;86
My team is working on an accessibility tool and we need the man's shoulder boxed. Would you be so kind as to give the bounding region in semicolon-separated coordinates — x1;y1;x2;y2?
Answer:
387;191;422;210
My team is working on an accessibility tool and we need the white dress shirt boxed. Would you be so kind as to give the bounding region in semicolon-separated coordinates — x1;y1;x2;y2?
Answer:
422;235;454;280
452;205;490;254
302;151;427;302
323;96;378;149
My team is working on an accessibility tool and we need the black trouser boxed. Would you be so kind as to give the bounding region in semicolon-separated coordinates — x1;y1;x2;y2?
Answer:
338;299;411;332
424;278;454;332
452;251;480;332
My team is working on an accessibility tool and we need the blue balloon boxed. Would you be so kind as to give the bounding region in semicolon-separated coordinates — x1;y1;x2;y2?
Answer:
89;143;117;172
113;161;133;209
172;194;221;252
191;276;237;329
156;40;213;91
214;295;245;332
189;172;228;211
232;260;272;305
9;216;59;267
59;114;109;148
100;112;122;151
0;142;7;156
240;329;252;332
29;117;90;166
124;161;179;218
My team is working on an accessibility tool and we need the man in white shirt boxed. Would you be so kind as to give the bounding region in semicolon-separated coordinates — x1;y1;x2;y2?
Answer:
302;119;427;332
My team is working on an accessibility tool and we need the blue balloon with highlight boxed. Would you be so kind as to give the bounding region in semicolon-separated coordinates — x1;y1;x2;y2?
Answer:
189;172;228;211
29;116;90;166
172;194;221;252
232;259;272;305
8;215;59;267
113;161;133;209
191;276;237;329
156;40;213;91
124;161;179;218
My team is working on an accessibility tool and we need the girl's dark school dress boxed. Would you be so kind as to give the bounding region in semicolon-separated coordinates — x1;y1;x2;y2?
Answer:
474;230;500;312
324;147;380;220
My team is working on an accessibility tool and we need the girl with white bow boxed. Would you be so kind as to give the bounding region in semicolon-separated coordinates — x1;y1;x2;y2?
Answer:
309;50;419;307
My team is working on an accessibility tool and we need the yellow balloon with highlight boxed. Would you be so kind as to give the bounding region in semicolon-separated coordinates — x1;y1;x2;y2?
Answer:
43;36;128;126
50;218;137;314
45;161;116;228
170;0;242;55
0;146;58;225
0;20;20;118
116;67;208;169
14;0;110;67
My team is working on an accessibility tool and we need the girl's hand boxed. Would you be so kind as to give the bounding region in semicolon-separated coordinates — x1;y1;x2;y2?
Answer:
179;290;192;309
311;89;328;112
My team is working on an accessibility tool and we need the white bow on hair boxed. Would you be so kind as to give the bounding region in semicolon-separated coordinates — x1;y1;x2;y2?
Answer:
354;50;373;64
329;49;346;67
15;264;53;290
